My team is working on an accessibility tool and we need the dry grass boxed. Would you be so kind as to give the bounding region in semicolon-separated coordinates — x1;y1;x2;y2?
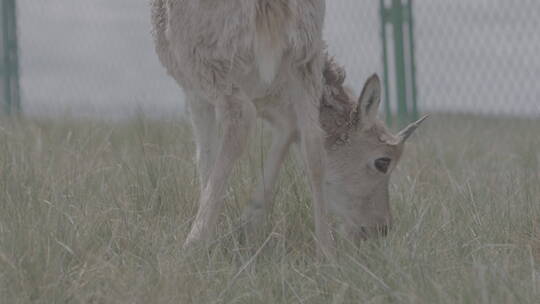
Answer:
0;113;539;303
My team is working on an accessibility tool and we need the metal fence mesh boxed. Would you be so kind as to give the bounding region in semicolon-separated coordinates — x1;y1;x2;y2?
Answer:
17;0;181;118
416;0;540;117
328;0;540;118
13;0;540;118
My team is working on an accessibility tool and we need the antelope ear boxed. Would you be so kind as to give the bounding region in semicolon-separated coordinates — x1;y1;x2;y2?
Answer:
353;74;382;129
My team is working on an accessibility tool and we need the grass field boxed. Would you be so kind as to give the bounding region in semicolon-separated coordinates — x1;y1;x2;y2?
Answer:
0;114;539;303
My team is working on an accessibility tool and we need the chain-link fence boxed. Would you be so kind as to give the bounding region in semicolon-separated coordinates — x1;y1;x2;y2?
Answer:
17;0;181;118
12;0;540;118
329;0;540;119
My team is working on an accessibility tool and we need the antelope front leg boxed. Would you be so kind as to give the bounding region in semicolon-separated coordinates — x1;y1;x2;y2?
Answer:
290;79;335;260
186;92;217;191
241;119;295;229
184;90;255;248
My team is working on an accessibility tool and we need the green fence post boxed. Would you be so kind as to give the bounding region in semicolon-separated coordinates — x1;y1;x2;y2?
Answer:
380;0;418;126
1;0;21;115
407;0;418;120
380;0;392;126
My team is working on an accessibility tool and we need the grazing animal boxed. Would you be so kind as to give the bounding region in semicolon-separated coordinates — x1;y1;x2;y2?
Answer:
317;60;427;241
151;0;426;256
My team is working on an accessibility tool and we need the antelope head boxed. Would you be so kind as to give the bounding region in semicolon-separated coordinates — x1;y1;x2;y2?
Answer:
320;61;427;241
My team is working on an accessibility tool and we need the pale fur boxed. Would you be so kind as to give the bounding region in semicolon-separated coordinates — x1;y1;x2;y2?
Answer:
151;0;425;253
152;0;333;257
254;0;291;83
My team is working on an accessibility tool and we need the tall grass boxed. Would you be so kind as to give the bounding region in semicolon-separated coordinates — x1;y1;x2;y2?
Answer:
0;114;538;303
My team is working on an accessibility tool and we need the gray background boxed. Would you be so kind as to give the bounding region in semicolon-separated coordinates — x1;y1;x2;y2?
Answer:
18;0;540;118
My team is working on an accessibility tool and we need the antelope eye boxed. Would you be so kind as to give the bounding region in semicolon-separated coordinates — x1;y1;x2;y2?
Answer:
374;157;391;173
